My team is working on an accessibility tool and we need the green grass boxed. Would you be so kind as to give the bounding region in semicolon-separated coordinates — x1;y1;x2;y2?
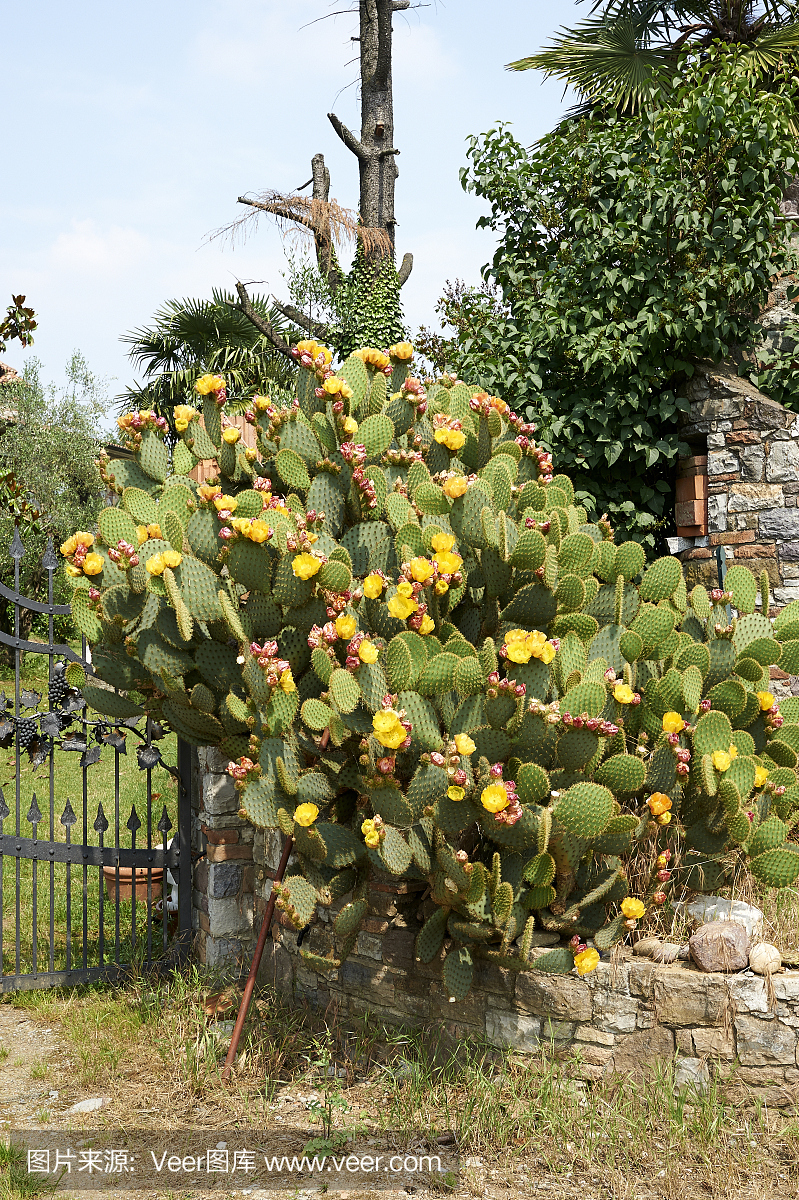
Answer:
1;654;181;979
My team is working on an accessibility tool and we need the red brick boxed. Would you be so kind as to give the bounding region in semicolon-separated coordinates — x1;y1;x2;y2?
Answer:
676;475;708;502
735;545;777;559
708;473;739;484
201;824;239;845
206;843;253;862
675;499;707;528
725;431;762;445
676;527;704;537
710;531;756;545
678;455;708;470
681;548;713;560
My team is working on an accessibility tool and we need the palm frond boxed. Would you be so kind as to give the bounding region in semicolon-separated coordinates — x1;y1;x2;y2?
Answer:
739;19;799;68
509;19;674;112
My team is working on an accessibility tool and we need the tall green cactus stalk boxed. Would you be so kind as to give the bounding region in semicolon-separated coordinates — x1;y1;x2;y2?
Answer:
64;349;799;999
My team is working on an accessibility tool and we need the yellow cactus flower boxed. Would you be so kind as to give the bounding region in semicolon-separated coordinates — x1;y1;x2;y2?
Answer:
147;523;162;540
198;485;221;502
434;579;449;595
388;341;413;361
146;553;166;576
361;819;375;835
222;426;241;445
292;553;322;580
373;710;407;750
60;535;78;558
82;553;104;576
574;948;600;976
61;531;94;558
442;475;468;498
539;642;556;664
388;593;418;620
430;532;456;554
278;668;296;693
454;734;476;756
434;550;463;575
754;765;769;789
447;786;466;802
505;630;534;664
729;744;738;761
246;519;271;544
480;784;509;813
621;898;645;919
758;691;775;711
396;580;414;597
293;803;319;827
647;792;672;816
363;573;384;598
418;614;435;635
162;550;182;569
323;376;345;395
613;683;636;704
434;427;466;452
662;711;684;735
409;557;435;584
195;373;224;395
253;395;271;411
365;830;381;848
64;562;83;578
213;495;237;513
335;614;357;640
136;525;149;545
358;640;379;664
342;415;359;436
173;404;197;432
712;750;731;773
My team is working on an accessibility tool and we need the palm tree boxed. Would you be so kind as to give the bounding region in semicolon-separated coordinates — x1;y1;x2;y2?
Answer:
508;1;799;115
119;289;299;423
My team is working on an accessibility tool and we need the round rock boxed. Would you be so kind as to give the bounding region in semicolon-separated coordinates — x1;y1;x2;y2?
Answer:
749;943;783;975
689;921;750;973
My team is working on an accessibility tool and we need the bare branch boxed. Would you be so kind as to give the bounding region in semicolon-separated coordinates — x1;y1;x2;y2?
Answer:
272;300;331;341
397;252;414;287
392;1;411;8
328;111;369;162
233;283;294;360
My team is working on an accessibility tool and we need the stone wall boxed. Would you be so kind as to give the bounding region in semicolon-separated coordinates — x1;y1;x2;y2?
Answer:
670;361;799;610
221;828;799;1103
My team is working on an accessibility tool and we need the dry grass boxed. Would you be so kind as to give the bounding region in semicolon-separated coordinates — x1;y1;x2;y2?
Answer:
2;968;799;1198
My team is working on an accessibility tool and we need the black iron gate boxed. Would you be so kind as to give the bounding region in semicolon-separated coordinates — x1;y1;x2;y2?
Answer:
0;530;193;990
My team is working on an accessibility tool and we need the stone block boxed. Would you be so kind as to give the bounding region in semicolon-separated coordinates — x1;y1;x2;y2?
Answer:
210;862;242;899
653;971;728;1026
726;973;770;1016
193;860;209;895
205;935;245;970
780;541;799;561
628;961;657;999
726;431;762;444
474;963;517;1000
675;1057;710;1095
707;435;729;453
738;445;765;482
206;844;253;863
383;927;416;969
772;972;799;1002
256;941;294;994
707;492;728;532
207;894;252;938
767;439;799;482
591;988;639;1034
728;483;784;513
708;447;739;473
735;544;776;559
691;1026;735;1059
605;1026;675;1077
675;1029;694;1055
339;960;395;1005
430;982;485;1027
515;970;593;1023
485;1008;541;1052
735;1014;798;1066
709;530;756;545
201;773;240;817
355;932;384;961
760;509;799;540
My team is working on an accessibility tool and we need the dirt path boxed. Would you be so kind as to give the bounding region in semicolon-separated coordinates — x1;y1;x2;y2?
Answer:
0;1003;61;1129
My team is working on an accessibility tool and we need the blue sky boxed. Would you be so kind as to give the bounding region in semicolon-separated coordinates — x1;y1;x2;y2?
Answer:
2;1;579;397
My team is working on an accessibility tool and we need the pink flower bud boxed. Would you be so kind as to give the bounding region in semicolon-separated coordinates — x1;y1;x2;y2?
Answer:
490;763;504;778
488;671;500;686
430;752;446;767
657;870;671;883
676;762;689;776
453;769;467;787
652;891;667;905
219;527;233;540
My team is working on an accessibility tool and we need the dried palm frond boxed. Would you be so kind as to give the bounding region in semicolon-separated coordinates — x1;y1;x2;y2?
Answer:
208;190;391;256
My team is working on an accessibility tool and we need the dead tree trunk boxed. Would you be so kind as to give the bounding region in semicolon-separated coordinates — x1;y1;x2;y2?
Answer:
235;0;413;358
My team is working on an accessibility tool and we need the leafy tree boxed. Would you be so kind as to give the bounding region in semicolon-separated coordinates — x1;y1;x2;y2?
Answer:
420;50;798;547
120;289;298;426
0;354;105;655
508;1;799;116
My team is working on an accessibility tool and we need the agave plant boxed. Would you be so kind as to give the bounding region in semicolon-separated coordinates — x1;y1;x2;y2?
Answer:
63;339;799;999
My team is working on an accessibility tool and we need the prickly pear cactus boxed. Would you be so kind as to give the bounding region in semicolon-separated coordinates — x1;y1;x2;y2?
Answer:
64;350;799;997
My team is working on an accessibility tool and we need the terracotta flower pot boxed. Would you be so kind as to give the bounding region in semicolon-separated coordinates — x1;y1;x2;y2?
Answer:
102;865;163;903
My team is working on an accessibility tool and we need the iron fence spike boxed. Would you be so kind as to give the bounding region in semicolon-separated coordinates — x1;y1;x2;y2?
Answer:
60;799;77;827
127;805;141;833
93;802;109;833
42;537;58;571
26;793;42;825
10;528;25;559
157;805;173;833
